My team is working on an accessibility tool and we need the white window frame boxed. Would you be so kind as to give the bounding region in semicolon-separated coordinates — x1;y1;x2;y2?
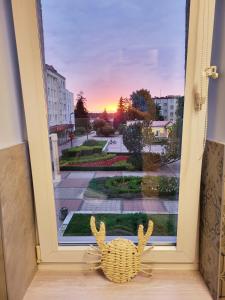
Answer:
11;0;215;269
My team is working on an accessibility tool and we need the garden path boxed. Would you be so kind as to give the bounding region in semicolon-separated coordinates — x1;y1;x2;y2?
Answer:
54;170;179;229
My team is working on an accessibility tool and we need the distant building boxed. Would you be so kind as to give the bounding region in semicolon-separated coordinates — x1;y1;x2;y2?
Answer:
126;120;173;138
45;64;75;144
153;96;179;122
151;120;173;138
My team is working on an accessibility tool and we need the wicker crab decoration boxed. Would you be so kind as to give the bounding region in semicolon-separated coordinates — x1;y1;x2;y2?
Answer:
88;216;154;283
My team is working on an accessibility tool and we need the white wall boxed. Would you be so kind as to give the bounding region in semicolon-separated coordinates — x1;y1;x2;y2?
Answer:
0;0;26;150
207;0;225;144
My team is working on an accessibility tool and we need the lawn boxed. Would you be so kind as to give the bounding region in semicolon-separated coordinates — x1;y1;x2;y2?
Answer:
84;176;179;199
63;213;177;236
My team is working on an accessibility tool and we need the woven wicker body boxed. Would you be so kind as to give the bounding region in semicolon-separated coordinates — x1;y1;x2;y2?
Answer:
89;216;154;283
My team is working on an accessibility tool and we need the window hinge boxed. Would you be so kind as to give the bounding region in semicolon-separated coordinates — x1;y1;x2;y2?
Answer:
35;245;42;264
205;66;219;79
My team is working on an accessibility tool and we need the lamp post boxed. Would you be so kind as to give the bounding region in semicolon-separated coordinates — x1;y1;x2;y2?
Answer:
69;112;75;148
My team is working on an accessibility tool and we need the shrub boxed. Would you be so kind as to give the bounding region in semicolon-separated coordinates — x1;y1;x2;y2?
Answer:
142;153;161;171
127;154;143;170
127;153;162;171
98;125;115;137
85;176;179;199
75;127;86;136
82;139;106;147
141;176;179;197
62;145;102;157
123;123;144;153
93;119;106;131
117;124;126;135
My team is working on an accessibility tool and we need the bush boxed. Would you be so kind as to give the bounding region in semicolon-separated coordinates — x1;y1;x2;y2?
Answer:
142;153;161;171
127;153;161;171
82;139;106;147
123;123;144;153
127;154;143;170
93;119;106;131
141;176;179;197
75;127;86;136
98;125;115;137
117;124;125;135
85;176;179;199
62;145;102;157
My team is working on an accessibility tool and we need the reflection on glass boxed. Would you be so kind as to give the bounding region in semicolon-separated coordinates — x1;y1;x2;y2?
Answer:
42;0;186;244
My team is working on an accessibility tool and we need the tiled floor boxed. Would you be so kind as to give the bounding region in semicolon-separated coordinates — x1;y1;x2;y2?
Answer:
23;270;213;300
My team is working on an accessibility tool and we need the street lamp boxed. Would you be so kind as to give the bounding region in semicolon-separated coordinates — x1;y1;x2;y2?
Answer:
69;112;75;148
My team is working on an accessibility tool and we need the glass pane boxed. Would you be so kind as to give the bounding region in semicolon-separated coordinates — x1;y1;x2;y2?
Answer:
41;0;187;245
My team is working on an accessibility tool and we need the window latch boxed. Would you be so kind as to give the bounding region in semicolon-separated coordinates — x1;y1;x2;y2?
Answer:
205;66;219;79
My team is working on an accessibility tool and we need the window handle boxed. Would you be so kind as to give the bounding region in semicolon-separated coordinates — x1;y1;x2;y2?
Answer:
205;66;219;79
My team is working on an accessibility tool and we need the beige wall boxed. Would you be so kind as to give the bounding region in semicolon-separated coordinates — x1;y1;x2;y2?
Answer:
0;143;37;300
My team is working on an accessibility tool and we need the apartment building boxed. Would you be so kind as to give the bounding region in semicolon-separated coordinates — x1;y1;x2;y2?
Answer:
46;64;74;144
153;96;179;122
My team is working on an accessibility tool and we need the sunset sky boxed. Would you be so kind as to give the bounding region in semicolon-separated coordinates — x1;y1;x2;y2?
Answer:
42;0;186;113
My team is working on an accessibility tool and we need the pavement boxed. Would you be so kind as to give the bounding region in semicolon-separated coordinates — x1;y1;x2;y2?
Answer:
55;134;180;229
55;170;179;228
58;133;165;155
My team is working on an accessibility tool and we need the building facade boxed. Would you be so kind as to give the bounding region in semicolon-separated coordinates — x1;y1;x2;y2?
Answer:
45;64;75;144
153;96;179;122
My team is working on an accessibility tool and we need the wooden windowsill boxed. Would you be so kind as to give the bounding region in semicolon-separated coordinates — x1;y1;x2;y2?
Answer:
23;270;212;300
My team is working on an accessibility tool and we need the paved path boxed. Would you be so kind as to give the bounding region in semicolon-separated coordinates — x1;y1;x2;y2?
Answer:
55;171;179;227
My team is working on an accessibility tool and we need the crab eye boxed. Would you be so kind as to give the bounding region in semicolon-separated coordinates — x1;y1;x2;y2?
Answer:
108;250;111;254
132;252;135;255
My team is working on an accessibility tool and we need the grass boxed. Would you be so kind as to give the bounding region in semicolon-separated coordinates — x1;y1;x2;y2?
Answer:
85;176;179;199
63;213;177;236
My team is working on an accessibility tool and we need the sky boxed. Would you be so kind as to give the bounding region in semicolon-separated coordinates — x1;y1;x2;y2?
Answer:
41;0;186;113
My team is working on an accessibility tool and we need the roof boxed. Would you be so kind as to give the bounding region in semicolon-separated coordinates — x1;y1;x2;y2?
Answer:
46;64;65;80
151;121;173;127
49;124;73;133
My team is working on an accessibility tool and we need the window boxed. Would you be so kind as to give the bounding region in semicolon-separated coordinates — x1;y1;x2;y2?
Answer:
11;0;216;266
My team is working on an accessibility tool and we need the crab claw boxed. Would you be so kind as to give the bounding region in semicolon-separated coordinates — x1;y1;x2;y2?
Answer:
90;216;106;250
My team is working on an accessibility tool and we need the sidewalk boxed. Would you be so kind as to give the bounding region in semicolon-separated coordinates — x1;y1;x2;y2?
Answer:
54;170;179;228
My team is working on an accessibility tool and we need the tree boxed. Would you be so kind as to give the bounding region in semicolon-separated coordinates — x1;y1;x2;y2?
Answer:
74;91;90;130
163;123;180;162
142;121;155;152
130;89;156;120
122;122;144;153
100;108;109;123
113;97;127;129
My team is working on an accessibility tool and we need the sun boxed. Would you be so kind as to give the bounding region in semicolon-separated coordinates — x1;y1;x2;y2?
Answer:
104;103;117;113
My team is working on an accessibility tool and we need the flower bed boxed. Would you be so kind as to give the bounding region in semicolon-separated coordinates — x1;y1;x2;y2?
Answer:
69;155;128;167
85;176;179;199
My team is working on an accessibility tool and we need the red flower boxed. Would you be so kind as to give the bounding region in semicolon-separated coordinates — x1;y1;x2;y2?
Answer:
70;155;128;167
